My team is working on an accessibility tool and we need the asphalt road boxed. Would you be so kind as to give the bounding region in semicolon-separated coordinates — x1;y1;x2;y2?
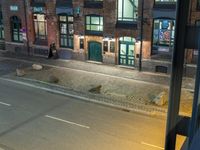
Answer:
0;78;168;150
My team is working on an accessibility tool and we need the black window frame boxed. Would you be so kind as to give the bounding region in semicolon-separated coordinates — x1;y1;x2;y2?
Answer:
58;14;74;49
10;16;22;43
85;15;103;35
0;5;4;40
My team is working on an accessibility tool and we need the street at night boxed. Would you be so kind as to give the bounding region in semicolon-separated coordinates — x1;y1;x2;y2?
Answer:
0;78;168;150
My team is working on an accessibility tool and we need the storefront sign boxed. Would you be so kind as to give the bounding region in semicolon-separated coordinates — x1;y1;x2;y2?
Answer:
33;7;44;13
10;5;18;11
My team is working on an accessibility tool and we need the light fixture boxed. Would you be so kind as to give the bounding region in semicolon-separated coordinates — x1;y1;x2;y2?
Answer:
78;34;84;39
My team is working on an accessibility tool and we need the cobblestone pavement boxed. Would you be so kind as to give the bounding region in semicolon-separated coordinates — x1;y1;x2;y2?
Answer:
0;51;196;116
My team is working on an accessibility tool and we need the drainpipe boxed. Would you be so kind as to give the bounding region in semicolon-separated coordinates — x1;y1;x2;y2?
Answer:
23;0;30;56
139;0;144;71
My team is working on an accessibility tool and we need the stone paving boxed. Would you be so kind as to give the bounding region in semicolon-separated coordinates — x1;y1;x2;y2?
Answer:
0;51;196;116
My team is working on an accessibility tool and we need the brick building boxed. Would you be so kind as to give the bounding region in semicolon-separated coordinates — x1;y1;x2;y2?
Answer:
0;0;199;76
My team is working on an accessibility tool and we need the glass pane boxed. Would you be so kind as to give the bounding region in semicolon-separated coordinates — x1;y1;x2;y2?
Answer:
128;45;134;55
60;16;67;22
110;41;115;53
91;17;100;24
86;25;90;30
118;0;123;19
60;23;67;34
68;16;73;22
86;16;90;24
38;22;45;36
91;25;99;31
14;33;18;41
100;17;103;25
37;14;45;21
120;44;126;55
124;0;134;20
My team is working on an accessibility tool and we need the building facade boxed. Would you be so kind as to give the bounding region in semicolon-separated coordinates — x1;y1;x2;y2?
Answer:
0;0;199;76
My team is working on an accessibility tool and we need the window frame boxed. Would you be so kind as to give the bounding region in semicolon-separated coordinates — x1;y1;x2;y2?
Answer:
117;0;138;22
33;7;47;44
58;14;74;49
85;15;103;35
10;16;22;43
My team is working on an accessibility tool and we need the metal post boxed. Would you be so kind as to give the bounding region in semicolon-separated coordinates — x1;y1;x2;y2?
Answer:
139;0;144;71
188;28;200;146
165;0;190;150
23;0;30;55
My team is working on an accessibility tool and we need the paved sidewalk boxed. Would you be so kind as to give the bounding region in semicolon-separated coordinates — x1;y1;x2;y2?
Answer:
0;51;196;116
0;51;195;90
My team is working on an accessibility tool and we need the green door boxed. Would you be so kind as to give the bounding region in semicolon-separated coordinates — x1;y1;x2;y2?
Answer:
119;42;135;66
88;42;102;62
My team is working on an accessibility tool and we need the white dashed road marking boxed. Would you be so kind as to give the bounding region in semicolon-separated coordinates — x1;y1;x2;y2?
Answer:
45;115;90;129
0;101;11;106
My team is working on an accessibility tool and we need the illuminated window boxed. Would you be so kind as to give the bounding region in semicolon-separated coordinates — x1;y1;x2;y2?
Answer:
153;19;175;52
10;16;22;42
33;7;47;42
85;15;103;34
59;15;74;48
118;0;138;22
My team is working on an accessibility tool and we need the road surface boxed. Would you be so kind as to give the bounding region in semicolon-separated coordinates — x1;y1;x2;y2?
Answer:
0;78;168;150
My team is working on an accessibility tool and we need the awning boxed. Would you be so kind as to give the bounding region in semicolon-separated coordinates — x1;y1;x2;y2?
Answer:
30;0;45;7
56;7;73;15
56;0;73;15
153;9;176;19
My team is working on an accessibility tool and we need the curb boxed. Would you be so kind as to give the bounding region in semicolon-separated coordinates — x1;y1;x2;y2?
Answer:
0;76;168;118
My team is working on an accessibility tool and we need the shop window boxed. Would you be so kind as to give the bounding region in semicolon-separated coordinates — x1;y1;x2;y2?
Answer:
0;5;4;40
118;0;138;22
10;16;22;42
59;15;74;48
85;15;103;35
152;19;175;54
